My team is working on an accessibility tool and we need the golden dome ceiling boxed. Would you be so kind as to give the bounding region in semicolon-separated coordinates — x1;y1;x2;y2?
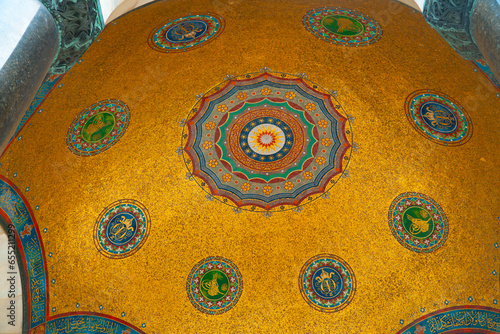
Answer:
1;0;499;333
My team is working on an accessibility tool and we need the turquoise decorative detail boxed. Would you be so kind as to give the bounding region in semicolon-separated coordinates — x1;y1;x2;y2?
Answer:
39;0;105;74
474;59;500;92
10;74;61;143
423;0;482;60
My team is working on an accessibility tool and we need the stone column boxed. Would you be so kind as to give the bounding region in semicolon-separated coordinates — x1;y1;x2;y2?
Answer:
0;0;59;154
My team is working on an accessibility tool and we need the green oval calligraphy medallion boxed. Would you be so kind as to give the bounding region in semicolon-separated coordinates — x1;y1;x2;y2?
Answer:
200;270;230;301
81;112;116;143
187;256;243;314
303;7;382;46
388;192;449;253
321;15;364;36
67;99;130;156
402;207;435;239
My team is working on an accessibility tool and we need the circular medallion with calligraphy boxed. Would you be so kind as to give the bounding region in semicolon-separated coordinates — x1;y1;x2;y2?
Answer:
388;192;449;253
186;256;242;315
405;90;472;146
299;254;356;312
67;100;130;156
148;14;224;52
181;71;352;212
93;199;151;259
303;7;382;46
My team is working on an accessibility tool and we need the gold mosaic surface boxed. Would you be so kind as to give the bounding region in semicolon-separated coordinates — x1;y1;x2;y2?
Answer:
2;0;500;332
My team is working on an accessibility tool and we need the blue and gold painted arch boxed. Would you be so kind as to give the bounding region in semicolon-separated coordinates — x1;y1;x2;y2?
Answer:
397;306;500;334
44;313;145;334
0;176;147;334
0;175;48;331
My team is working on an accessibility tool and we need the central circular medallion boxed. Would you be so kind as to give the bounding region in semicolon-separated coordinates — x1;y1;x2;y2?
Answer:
299;254;356;312
200;270;230;301
246;121;289;157
106;212;139;246
227;108;304;173
419;101;458;133
311;267;344;299
182;71;352;211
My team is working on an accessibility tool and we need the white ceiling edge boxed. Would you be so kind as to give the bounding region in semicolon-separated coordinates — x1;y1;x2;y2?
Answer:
0;0;40;68
105;0;156;24
397;0;424;11
99;0;122;22
103;0;424;25
414;0;425;11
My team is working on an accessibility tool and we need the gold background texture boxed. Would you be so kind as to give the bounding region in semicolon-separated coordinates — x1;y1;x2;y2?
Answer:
1;0;499;332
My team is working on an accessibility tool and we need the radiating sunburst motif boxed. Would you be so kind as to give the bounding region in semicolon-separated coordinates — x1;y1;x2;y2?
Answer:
248;124;285;155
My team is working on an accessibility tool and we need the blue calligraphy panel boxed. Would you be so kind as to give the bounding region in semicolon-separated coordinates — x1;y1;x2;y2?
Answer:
0;177;46;328
46;315;142;334
399;307;500;334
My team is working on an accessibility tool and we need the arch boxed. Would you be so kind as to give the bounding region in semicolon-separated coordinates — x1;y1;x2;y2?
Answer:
0;175;48;331
397;306;500;334
0;214;27;333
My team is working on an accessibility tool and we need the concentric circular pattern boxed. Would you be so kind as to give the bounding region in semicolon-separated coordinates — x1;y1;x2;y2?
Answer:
93;199;151;259
299;254;356;313
187;256;243;315
388;192;449;253
67;100;130;156
148;14;224;52
405;90;472;146
182;72;352;211
303;7;382;46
